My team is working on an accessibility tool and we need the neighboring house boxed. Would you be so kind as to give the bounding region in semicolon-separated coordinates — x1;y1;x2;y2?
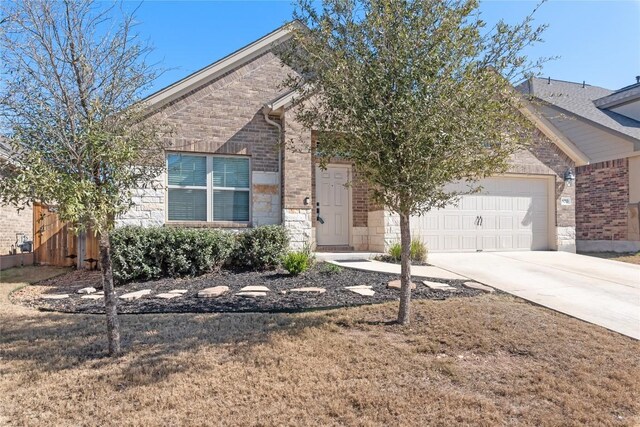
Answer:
519;78;640;253
0;139;33;264
120;24;584;253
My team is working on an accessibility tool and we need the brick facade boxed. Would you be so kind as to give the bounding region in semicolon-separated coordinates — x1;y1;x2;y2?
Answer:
120;35;577;253
576;158;629;241
0;204;32;255
120;50;293;229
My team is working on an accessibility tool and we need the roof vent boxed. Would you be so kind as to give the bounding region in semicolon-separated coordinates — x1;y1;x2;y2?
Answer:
636;75;640;84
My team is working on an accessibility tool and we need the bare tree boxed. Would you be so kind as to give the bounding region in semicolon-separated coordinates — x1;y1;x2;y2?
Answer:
0;0;166;355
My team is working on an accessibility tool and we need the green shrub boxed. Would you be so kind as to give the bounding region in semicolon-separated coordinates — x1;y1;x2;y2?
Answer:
410;239;428;262
320;262;342;274
230;225;289;270
282;251;313;275
387;240;428;262
388;242;402;261
111;226;236;284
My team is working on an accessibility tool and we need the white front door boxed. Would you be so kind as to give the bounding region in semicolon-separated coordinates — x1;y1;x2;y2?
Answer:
316;165;350;246
410;176;550;252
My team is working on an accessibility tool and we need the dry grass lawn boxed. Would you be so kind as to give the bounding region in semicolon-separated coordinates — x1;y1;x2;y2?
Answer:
580;252;640;265
1;268;639;426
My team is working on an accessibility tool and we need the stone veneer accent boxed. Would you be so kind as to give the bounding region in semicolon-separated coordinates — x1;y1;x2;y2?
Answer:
116;174;165;227
576;158;629;241
368;210;400;253
283;208;312;250
252;171;281;226
0;203;33;255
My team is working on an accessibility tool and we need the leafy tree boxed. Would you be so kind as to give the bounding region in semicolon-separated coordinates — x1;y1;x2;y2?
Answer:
284;0;548;324
0;0;166;355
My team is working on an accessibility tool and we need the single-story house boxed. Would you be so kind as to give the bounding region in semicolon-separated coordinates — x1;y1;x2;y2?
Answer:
120;24;585;253
519;77;640;253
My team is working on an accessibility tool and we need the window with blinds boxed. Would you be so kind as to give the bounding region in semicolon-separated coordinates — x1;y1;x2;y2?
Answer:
167;154;251;222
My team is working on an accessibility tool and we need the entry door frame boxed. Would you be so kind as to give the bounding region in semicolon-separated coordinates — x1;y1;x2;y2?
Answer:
315;164;352;247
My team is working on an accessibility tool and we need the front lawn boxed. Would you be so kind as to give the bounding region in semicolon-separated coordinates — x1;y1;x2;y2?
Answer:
1;272;638;426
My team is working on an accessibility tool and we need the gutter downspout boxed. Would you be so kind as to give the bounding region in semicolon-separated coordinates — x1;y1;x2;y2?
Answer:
262;106;283;224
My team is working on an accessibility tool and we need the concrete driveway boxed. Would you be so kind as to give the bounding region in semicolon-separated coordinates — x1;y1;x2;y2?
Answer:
428;251;640;340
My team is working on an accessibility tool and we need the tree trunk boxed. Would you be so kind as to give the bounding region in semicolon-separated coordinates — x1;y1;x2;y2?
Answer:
99;231;121;356
397;211;412;325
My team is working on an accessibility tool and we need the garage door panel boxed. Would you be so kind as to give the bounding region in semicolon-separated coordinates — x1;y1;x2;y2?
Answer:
410;177;550;252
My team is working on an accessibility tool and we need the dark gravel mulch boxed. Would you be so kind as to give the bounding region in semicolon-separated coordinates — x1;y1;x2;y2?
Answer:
14;263;482;314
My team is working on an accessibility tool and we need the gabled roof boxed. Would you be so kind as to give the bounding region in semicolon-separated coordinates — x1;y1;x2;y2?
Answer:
144;22;300;110
518;77;640;142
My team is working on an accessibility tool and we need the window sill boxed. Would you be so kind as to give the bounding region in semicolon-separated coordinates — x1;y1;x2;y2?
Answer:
165;221;252;229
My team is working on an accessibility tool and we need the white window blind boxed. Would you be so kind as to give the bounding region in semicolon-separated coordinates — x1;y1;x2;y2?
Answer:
167;154;251;223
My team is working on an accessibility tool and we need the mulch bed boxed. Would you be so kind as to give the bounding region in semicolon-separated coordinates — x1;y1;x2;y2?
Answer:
11;263;482;314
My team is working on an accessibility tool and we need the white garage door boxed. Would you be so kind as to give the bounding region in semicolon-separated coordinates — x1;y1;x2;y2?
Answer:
411;177;550;252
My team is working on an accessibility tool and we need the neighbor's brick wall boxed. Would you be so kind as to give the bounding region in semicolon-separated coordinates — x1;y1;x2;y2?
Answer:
575;158;629;241
0;204;33;255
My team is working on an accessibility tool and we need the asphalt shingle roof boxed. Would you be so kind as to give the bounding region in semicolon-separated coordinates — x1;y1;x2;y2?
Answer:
517;78;640;142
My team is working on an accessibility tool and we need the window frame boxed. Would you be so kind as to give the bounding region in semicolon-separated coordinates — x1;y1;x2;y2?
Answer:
166;152;252;225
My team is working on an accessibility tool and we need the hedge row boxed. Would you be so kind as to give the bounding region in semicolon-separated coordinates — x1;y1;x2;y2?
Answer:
110;225;289;284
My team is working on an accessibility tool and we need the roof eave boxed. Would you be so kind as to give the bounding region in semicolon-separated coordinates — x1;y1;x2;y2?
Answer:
519;100;590;166
143;22;300;111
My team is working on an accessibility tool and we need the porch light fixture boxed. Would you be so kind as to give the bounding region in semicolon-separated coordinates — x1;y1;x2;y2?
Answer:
564;168;575;187
304;196;310;206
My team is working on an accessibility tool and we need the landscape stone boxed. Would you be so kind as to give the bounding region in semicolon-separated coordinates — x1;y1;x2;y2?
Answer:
423;280;457;291
239;285;271;292
387;280;416;290
81;294;103;300
119;289;152;301
40;294;69;300
236;291;267;298
463;281;495;293
290;287;326;294
345;285;373;290
197;286;229;298
168;289;188;294
155;293;182;300
76;287;97;295
347;288;375;296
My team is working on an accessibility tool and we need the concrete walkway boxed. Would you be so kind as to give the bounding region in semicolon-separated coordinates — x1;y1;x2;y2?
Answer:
428;252;640;340
316;252;466;281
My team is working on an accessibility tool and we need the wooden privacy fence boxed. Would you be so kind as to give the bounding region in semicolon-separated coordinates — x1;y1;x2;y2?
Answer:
33;203;99;268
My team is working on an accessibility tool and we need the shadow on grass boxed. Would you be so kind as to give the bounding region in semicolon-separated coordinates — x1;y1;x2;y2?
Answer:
0;308;333;383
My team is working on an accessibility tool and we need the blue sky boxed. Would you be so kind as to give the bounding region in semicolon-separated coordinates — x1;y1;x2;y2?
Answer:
130;0;640;95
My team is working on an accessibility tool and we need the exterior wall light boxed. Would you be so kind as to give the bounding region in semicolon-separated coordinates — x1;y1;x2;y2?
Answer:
303;196;310;206
564;168;575;187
